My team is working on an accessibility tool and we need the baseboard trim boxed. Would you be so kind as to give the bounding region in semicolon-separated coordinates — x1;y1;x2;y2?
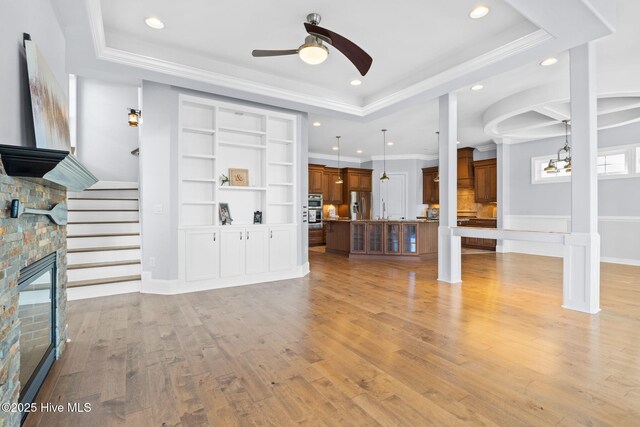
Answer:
141;262;310;295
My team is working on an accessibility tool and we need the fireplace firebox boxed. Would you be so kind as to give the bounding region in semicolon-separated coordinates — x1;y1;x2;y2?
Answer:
17;252;57;419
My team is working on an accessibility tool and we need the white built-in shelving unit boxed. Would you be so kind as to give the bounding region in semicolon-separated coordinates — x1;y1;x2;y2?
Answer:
179;96;296;227
177;95;302;292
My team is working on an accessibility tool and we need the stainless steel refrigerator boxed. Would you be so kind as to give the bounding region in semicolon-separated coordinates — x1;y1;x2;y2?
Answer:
349;191;372;220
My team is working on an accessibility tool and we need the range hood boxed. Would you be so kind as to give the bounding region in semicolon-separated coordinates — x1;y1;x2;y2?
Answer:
0;144;97;191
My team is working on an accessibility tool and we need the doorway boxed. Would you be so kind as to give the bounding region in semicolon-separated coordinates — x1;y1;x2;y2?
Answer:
380;172;408;219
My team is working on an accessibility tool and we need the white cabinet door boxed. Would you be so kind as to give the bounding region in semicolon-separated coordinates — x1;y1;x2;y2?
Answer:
185;230;219;281
269;226;295;272
220;228;246;277
245;228;269;275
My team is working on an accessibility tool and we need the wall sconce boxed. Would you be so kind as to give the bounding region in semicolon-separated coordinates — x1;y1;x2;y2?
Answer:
127;108;141;127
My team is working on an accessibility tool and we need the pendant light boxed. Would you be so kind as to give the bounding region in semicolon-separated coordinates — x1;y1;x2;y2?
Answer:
335;136;344;184
434;131;440;183
380;129;390;181
544;120;572;174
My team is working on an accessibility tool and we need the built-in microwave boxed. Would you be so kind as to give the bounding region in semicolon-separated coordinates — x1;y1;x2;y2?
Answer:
308;194;323;208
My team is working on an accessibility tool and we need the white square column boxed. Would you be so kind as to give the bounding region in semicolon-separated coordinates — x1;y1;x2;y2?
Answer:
496;139;510;253
563;42;601;313
437;93;462;284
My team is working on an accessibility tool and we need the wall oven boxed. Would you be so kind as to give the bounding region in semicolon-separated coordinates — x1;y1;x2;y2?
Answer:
308;194;323;229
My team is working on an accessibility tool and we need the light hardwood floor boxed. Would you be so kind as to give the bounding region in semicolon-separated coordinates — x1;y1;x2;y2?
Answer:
25;252;640;426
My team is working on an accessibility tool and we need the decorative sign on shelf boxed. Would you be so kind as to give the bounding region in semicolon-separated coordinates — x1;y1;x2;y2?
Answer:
229;168;249;187
253;211;262;224
219;203;233;225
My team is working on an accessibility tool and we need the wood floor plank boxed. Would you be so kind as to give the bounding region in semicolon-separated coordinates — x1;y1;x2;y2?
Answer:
24;251;640;426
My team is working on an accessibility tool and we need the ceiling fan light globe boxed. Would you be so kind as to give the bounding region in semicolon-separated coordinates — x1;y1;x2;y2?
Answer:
299;44;329;65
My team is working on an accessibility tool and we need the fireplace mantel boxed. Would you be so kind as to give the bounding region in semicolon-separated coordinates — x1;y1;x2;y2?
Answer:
0;144;97;191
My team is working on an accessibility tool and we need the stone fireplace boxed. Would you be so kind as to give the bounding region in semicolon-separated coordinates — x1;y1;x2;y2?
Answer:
0;162;69;426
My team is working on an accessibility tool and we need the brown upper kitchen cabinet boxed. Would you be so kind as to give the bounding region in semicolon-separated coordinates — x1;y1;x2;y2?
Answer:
422;167;439;204
308;164;324;194
322;167;343;205
474;158;497;203
342;168;373;194
457;147;475;188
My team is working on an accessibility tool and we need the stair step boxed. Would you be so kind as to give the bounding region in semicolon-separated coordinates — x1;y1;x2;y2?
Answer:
68;260;141;270
67;280;141;300
68;211;139;222
68;248;141;265
87;181;138;190
68;189;139;199
68;199;139;211
67;222;140;236
67;235;141;250
67;233;139;239
68;275;142;288
68;245;140;253
67;262;141;282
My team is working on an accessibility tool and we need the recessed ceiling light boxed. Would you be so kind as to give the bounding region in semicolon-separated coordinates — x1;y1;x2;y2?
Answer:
350;79;362;86
356;149;363;154
312;121;321;127
471;84;484;91
145;17;165;30
540;57;558;67
332;146;339;151
457;141;461;145
469;5;490;19
387;141;394;146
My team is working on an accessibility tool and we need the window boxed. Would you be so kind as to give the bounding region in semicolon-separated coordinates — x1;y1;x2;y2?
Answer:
597;151;627;175
532;143;640;184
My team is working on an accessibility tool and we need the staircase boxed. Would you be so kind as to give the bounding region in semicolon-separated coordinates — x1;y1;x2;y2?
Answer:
66;181;141;300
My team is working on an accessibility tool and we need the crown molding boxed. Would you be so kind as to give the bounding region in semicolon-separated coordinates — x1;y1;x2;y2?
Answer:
308;152;362;164
475;143;497;152
369;154;439;162
361;30;552;116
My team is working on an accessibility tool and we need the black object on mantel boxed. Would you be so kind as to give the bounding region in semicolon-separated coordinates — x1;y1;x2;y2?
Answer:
0;144;98;191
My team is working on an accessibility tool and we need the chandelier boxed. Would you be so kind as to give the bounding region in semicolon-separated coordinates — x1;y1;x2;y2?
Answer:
544;120;572;174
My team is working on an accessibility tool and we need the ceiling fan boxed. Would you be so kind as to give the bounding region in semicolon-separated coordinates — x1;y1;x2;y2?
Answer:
252;13;373;76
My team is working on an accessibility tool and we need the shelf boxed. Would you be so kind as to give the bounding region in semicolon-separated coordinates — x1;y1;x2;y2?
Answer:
268;182;294;186
218;141;266;150
269;202;293;206
269;161;293;166
182;154;216;160
218;126;266;136
182;127;216;135
268;138;294;144
182;201;217;205
182;178;217;183
219;186;267;191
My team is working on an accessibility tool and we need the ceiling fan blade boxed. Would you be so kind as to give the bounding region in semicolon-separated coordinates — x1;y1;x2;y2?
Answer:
252;49;298;57
304;23;372;76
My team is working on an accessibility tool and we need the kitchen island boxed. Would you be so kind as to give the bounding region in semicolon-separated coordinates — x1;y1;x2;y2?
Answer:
325;219;439;259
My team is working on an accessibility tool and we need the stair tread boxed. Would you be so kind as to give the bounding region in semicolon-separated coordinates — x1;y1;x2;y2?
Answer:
68;260;141;270
68;197;139;201
68;275;142;288
68;245;140;253
68;221;139;224
68;233;140;238
68;208;139;212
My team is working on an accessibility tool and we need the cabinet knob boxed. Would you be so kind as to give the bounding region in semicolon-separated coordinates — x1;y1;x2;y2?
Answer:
213;232;216;242
240;231;243;240
270;230;273;239
247;232;250;240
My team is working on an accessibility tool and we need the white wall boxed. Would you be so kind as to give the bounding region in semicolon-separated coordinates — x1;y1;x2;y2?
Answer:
140;82;309;280
308;157;360;169
0;0;66;147
76;77;140;181
503;122;640;265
